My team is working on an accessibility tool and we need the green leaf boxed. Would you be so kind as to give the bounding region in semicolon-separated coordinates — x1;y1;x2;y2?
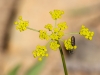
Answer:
8;64;21;75
25;58;46;75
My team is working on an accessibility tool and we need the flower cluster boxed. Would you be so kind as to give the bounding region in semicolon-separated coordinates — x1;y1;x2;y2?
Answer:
50;33;59;40
39;10;68;51
39;30;49;40
58;22;68;30
14;10;94;61
14;16;29;32
79;25;94;40
38;12;67;52
40;21;67;41
49;22;67;41
64;38;77;50
32;45;48;61
49;10;64;20
45;24;53;31
57;31;64;39
50;41;60;50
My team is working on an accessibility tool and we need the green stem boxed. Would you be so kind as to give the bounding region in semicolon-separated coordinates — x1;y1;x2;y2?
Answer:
58;41;68;75
27;27;39;32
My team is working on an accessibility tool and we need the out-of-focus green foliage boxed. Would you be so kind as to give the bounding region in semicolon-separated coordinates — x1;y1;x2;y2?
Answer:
8;64;21;75
25;58;45;75
7;58;45;75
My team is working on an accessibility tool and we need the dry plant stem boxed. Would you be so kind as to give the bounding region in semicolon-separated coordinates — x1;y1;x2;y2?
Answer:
58;41;68;75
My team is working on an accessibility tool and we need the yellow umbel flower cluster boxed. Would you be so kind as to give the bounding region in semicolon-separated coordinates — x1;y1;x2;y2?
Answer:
14;16;29;32
64;38;77;50
49;22;67;40
50;41;60;50
39;30;49;40
32;45;48;61
79;25;94;40
39;21;67;51
40;21;67;41
49;10;64;20
14;10;94;61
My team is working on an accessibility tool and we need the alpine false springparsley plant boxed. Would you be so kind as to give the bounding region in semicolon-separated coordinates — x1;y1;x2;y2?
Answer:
14;10;94;75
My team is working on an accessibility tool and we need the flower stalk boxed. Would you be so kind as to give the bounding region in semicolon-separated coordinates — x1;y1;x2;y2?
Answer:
58;41;68;75
65;32;79;35
27;27;39;32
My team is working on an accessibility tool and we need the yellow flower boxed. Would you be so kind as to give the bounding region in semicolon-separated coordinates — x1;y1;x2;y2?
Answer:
45;53;48;56
15;10;95;63
50;41;60;50
53;28;60;33
50;33;59;40
88;36;92;40
79;25;94;40
57;22;68;30
64;38;77;50
90;32;94;36
49;10;64;20
39;30;49;40
14;16;29;32
85;36;88;39
57;31;64;39
45;24;53;31
32;45;48;61
73;46;77;49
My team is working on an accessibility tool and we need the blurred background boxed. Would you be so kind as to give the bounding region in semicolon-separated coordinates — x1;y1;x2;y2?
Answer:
0;0;100;75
